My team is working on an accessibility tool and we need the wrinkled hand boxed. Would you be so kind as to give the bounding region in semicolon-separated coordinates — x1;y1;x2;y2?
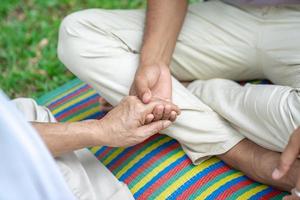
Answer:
130;64;179;122
272;127;300;200
98;96;179;147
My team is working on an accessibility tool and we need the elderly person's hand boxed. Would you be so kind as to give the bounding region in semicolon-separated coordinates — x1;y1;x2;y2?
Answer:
272;127;300;200
32;95;180;156
97;96;180;147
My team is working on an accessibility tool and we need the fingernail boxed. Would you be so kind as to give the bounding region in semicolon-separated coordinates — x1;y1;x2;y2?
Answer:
272;168;281;179
163;121;172;128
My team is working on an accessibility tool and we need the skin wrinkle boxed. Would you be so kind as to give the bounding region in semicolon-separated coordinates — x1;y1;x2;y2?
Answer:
32;96;177;156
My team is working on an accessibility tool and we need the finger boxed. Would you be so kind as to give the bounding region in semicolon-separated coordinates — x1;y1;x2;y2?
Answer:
153;105;164;121
169;111;177;122
283;196;291;200
147;99;181;115
295;177;300;198
135;77;152;104
162;104;172;120
283;195;300;200
273;133;300;180
139;120;172;137
168;103;181;115
145;114;154;124
153;98;180;115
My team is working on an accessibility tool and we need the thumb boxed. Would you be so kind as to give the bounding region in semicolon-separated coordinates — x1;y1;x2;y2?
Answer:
272;135;299;180
135;77;152;104
139;120;172;138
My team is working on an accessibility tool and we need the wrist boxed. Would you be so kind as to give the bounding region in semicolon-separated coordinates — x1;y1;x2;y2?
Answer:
140;43;172;67
88;118;111;147
139;55;169;70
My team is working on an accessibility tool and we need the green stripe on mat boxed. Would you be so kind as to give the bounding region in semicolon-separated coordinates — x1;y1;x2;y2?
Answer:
190;170;238;199
37;78;83;105
128;147;181;188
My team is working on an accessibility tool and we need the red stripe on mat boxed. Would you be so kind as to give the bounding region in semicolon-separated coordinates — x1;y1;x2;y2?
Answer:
140;158;191;200
97;147;114;160
124;142;179;185
176;166;230;200
56;97;99;121
107;134;163;172
48;85;90;109
260;190;283;200
216;179;253;199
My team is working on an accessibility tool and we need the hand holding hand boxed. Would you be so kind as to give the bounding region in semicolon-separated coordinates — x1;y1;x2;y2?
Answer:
97;96;179;147
130;64;179;122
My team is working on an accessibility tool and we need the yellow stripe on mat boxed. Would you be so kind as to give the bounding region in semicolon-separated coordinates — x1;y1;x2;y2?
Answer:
102;148;126;165
156;157;219;199
45;83;86;106
52;91;95;115
131;151;185;194
67;107;100;122
237;185;268;200
196;172;243;200
116;137;172;178
90;146;102;154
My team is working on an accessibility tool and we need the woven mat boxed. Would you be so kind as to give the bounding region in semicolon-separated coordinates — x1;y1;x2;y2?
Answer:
37;78;287;200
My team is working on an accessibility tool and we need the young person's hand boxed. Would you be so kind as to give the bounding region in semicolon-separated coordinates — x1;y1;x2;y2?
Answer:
130;64;172;103
97;96;179;147
130;64;179;122
272;127;300;200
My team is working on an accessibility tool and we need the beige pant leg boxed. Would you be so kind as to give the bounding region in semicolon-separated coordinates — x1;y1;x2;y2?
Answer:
240;4;300;88
13;98;134;200
188;79;300;152
57;0;264;164
187;5;300;152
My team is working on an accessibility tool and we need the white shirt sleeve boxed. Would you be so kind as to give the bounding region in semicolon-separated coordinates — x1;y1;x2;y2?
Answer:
0;90;75;200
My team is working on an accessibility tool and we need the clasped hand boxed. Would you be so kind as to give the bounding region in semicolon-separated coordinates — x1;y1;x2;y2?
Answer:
130;63;178;123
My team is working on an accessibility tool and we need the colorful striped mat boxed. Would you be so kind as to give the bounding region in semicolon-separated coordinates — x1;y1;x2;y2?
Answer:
37;78;288;200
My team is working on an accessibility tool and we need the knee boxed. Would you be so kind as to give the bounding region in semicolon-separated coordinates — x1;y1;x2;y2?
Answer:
58;9;110;61
57;10;85;64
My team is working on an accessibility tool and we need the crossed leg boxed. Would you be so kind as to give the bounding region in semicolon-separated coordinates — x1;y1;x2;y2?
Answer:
57;1;300;191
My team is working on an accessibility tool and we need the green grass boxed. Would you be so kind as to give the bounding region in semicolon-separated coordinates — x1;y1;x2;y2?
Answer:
0;0;146;98
1;0;199;99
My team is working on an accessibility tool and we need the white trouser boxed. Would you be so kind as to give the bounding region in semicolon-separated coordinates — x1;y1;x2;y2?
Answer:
57;0;300;164
13;98;134;200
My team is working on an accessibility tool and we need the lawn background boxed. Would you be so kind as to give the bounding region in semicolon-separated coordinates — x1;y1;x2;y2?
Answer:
1;0;147;98
1;0;198;99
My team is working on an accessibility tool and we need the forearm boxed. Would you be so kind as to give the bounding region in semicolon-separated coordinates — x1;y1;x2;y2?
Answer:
141;0;188;66
32;120;103;157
